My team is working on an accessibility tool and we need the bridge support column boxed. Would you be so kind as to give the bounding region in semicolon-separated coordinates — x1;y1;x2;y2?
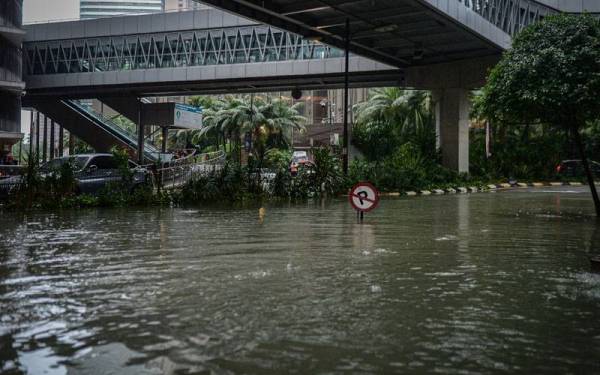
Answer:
161;127;168;154
433;88;470;174
35;112;40;161
42;115;48;163
137;101;144;164
59;126;64;157
50;120;55;160
69;133;75;155
28;111;34;157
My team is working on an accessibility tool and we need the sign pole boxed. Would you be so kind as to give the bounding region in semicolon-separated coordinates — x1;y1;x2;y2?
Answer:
349;182;380;223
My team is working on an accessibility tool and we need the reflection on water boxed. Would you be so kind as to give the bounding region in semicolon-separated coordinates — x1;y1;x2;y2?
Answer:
1;189;600;374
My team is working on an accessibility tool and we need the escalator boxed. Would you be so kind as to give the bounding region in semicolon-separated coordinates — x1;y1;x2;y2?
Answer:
64;100;161;162
28;99;160;163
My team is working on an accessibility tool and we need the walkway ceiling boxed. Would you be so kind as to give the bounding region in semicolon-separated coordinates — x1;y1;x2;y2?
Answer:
197;0;504;68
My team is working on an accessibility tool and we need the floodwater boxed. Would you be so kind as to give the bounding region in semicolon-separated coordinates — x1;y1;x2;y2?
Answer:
1;187;600;374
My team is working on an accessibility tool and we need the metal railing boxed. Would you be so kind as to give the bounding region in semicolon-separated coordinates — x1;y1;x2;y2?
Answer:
156;150;225;190
459;0;557;36
23;24;343;76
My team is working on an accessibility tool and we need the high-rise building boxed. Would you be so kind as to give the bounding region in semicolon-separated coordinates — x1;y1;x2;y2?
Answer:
165;0;209;11
0;0;25;162
23;0;80;23
80;0;164;19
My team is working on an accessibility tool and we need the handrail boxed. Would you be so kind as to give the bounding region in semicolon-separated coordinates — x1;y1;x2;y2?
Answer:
155;150;226;190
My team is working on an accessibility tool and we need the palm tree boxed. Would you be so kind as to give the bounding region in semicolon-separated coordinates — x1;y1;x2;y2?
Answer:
352;88;435;160
263;99;306;149
167;95;306;162
353;88;433;138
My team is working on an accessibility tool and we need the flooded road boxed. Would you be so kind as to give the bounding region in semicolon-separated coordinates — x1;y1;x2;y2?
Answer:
1;187;600;374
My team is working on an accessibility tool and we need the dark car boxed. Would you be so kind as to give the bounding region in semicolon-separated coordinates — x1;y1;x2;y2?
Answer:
0;154;152;196
556;160;600;178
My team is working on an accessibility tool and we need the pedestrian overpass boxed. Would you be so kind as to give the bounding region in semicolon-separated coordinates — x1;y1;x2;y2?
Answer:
21;1;566;168
22;7;398;99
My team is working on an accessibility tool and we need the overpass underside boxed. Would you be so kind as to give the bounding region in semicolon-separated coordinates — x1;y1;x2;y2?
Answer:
22;2;558;171
23;10;401;99
196;0;557;172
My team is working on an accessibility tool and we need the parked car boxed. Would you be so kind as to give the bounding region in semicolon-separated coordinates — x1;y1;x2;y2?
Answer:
0;153;152;196
556;159;600;178
291;150;309;165
0;165;24;180
290;150;309;176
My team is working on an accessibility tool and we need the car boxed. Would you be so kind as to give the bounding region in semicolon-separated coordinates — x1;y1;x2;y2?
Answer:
556;159;600;178
291;151;309;165
0;153;152;197
290;151;309;176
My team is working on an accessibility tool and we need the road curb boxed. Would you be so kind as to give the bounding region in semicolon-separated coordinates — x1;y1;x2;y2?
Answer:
378;179;599;199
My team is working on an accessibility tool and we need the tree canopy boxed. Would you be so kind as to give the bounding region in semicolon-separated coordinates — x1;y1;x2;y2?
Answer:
170;95;306;157
475;13;600;129
352;88;435;162
475;13;600;215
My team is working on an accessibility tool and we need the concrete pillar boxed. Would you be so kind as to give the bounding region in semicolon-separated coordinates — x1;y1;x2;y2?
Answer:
42;115;48;163
137;101;145;164
28;111;34;157
35;112;40;159
58;126;64;156
50;120;55;160
161;126;168;153
68;132;75;155
433;88;470;173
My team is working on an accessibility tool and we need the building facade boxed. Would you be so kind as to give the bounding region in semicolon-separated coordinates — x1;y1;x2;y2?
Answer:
0;0;25;163
23;0;80;24
165;0;210;11
80;0;164;19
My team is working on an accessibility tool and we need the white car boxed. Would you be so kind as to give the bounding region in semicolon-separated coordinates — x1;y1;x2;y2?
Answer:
292;151;309;165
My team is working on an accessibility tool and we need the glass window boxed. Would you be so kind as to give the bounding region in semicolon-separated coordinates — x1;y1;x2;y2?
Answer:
89;156;118;169
41;156;90;172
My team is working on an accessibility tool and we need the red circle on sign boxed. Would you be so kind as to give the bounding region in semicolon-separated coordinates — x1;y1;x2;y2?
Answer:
349;182;380;212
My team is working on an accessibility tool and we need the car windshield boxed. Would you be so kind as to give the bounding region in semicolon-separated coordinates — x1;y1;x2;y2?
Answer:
41;156;89;172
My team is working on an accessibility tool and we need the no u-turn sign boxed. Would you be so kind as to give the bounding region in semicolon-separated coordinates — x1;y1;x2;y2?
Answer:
349;182;380;212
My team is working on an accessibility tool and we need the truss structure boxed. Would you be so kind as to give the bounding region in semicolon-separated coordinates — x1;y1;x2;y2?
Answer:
460;0;556;36
24;25;343;76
